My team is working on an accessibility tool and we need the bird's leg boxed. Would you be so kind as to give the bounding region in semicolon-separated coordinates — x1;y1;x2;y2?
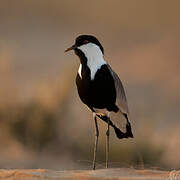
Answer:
106;112;110;168
93;112;99;170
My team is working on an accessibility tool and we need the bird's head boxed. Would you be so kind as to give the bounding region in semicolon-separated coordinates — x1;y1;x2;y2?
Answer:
65;35;104;60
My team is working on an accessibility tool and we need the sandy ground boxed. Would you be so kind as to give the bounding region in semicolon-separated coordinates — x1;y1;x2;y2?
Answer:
0;168;178;180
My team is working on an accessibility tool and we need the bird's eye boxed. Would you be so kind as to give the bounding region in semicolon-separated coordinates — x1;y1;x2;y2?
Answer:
84;40;89;44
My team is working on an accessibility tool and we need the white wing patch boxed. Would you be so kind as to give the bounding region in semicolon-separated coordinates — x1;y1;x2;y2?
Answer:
78;43;106;80
78;64;82;78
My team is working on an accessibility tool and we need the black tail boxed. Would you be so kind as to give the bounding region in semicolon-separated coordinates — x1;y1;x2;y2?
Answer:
96;113;134;139
113;121;133;139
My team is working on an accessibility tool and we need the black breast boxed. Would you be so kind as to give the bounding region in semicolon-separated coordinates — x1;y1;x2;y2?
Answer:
76;64;118;112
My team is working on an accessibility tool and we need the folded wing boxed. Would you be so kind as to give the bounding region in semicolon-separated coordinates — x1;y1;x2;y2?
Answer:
107;64;129;115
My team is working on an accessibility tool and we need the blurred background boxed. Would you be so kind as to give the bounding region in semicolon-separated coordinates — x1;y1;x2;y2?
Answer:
0;0;180;170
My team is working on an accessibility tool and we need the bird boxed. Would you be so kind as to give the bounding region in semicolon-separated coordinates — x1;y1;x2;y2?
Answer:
65;35;133;170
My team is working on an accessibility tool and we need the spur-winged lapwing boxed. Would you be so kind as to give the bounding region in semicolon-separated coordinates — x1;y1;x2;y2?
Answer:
65;35;133;170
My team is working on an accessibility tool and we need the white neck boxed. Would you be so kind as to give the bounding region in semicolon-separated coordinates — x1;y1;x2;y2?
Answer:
78;43;106;80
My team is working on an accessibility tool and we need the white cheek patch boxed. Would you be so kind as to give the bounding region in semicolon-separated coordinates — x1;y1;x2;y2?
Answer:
78;43;106;80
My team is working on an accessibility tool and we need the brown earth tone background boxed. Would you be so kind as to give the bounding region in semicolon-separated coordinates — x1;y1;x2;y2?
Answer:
0;0;180;172
0;168;176;180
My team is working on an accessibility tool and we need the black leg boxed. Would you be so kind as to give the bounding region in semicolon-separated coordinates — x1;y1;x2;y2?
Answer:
93;112;99;170
106;112;110;168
